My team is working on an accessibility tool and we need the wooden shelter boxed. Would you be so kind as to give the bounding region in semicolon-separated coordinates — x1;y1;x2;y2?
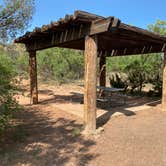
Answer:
15;11;166;133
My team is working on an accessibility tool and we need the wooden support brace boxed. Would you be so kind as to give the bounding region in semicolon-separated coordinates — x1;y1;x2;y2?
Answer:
29;51;38;104
84;35;97;133
162;50;166;111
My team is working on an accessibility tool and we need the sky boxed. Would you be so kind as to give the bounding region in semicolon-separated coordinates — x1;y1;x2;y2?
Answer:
29;0;166;31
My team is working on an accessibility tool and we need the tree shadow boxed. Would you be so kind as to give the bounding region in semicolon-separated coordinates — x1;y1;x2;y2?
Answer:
31;91;161;130
96;107;136;127
38;89;54;95
38;92;83;105
0;106;97;166
97;96;161;127
145;99;161;106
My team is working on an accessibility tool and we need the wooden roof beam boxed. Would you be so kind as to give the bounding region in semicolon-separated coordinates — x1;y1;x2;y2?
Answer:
99;44;165;57
74;10;104;22
118;24;166;43
26;17;114;51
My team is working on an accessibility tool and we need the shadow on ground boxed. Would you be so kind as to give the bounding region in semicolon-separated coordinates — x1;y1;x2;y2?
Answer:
0;106;97;166
36;91;161;128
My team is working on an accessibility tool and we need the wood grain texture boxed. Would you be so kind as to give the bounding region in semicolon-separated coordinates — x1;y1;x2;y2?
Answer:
99;55;106;87
15;10;166;56
29;51;38;104
84;35;97;133
162;50;166;111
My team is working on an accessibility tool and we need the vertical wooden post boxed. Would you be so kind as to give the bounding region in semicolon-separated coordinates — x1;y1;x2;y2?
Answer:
162;50;166;111
84;35;97;133
99;55;106;87
29;51;38;104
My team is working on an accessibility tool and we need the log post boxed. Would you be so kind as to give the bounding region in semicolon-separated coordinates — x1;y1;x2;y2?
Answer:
162;50;166;111
84;35;97;133
29;51;38;104
99;56;106;87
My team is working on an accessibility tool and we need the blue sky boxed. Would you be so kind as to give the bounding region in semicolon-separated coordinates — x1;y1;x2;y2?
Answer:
29;0;166;31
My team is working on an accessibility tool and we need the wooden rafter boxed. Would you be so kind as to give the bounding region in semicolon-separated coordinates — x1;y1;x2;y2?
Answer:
15;10;166;56
25;17;115;51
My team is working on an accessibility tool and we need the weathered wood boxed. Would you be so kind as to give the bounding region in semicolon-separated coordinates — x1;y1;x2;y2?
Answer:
99;55;106;87
99;44;164;57
25;18;113;51
84;35;97;133
162;50;166;111
119;23;166;42
90;17;114;35
29;51;38;104
74;10;104;22
98;54;106;97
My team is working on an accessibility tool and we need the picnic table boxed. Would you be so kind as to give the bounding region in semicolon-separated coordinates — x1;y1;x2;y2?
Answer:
96;86;126;106
96;86;125;93
78;84;126;106
79;84;125;92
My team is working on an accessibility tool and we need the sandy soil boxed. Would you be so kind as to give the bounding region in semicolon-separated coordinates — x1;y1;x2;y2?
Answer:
0;81;166;166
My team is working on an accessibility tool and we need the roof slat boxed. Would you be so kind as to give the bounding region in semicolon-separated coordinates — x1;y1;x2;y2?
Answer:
14;10;166;55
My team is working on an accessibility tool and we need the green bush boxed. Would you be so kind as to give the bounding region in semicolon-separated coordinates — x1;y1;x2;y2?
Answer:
107;54;163;94
0;53;18;135
37;48;84;84
109;73;127;89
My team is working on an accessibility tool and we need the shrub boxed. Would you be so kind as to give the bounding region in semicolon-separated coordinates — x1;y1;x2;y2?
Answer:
109;73;127;89
37;48;84;84
0;53;18;135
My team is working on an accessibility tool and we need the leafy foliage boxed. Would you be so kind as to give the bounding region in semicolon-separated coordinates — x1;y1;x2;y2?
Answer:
0;0;35;42
107;20;166;95
37;48;84;84
0;52;18;135
148;20;166;35
0;0;34;136
125;55;153;92
108;53;163;94
109;73;127;89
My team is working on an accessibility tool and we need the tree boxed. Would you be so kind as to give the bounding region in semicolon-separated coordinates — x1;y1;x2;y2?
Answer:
147;20;166;95
148;20;166;35
107;21;166;94
0;0;35;43
37;48;84;84
0;49;18;136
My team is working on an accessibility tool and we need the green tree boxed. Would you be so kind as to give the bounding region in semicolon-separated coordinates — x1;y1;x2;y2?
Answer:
107;20;166;95
148;20;166;94
0;0;35;42
0;51;18;135
148;20;166;35
0;0;34;136
37;48;84;84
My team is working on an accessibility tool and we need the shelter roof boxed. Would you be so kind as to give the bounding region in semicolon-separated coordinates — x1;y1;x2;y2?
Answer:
15;10;166;56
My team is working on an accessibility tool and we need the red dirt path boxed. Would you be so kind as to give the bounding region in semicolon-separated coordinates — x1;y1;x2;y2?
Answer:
0;83;166;166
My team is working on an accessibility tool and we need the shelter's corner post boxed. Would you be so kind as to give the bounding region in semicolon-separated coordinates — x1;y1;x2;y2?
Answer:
84;35;98;134
99;53;106;97
162;50;166;111
99;54;106;87
28;50;38;104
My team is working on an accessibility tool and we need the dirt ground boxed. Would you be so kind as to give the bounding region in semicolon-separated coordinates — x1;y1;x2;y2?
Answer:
1;81;166;166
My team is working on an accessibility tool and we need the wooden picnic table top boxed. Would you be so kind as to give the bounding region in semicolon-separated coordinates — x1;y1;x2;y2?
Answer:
78;84;125;92
96;86;125;92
